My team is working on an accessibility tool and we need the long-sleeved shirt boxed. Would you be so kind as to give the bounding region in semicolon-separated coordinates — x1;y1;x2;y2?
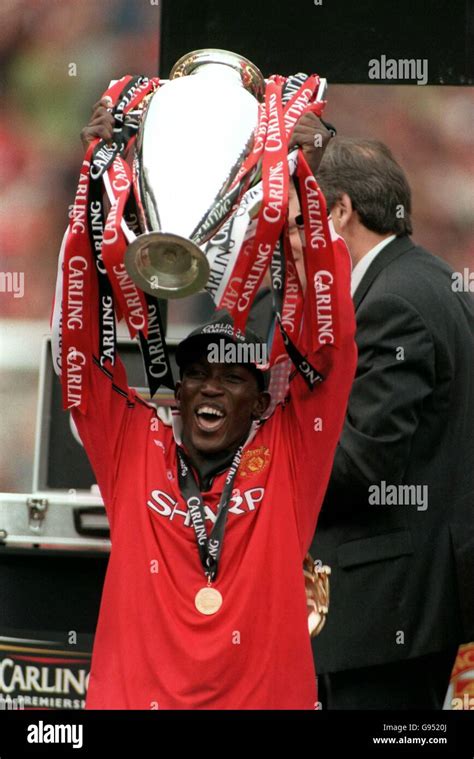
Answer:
63;234;357;709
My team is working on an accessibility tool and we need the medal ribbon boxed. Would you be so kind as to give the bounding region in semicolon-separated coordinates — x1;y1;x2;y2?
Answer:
177;445;244;582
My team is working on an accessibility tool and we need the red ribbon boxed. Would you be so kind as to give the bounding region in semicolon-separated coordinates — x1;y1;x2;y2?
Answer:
224;80;289;334
61;146;95;412
295;151;340;371
102;156;148;338
218;75;327;339
59;76;158;412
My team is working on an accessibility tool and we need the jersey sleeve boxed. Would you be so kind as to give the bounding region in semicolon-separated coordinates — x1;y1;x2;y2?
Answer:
70;354;136;523
278;239;357;554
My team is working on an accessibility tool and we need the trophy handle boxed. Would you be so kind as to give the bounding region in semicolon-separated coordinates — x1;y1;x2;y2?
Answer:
304;553;331;638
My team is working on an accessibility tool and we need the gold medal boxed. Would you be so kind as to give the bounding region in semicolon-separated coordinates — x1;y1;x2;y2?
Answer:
195;586;223;615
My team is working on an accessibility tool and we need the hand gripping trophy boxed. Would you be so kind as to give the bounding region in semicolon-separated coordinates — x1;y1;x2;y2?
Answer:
51;49;354;709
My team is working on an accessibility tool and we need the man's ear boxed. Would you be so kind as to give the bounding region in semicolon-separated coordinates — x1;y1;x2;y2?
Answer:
174;381;181;408
253;391;271;420
331;192;354;230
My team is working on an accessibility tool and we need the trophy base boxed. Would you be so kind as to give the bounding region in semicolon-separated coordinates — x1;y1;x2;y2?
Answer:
124;232;210;299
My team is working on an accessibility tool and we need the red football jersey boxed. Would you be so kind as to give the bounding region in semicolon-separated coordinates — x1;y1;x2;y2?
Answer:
69;242;356;710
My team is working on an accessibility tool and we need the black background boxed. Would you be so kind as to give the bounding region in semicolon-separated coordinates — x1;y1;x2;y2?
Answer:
160;0;474;84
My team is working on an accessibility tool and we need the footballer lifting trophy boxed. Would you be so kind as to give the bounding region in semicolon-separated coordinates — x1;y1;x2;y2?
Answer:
124;49;266;299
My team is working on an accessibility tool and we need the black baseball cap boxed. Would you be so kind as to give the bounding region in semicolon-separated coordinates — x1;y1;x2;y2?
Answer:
176;310;271;391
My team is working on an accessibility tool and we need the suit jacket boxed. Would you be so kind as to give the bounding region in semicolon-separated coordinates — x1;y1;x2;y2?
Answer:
311;235;474;674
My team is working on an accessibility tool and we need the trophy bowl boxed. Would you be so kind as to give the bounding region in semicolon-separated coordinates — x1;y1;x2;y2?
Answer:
125;49;265;299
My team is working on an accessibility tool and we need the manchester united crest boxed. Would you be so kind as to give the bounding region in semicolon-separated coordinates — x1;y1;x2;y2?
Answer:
238;446;271;478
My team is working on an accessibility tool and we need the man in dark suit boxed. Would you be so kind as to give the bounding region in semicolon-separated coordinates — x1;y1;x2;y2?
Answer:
311;137;474;709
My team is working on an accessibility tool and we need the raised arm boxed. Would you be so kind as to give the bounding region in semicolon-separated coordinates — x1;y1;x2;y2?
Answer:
281;229;357;553
51;103;153;527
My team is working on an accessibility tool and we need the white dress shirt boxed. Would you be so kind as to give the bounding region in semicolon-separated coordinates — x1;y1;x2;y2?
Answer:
350;235;396;296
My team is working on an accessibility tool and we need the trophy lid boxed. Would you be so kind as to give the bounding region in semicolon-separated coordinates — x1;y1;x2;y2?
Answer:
170;49;265;102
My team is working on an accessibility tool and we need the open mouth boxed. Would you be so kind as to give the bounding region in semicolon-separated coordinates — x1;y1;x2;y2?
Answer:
194;403;226;433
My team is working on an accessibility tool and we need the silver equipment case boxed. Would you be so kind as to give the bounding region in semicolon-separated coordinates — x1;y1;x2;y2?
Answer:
0;336;181;554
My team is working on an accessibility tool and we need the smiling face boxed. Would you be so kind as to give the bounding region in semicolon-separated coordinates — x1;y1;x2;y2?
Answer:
175;351;271;457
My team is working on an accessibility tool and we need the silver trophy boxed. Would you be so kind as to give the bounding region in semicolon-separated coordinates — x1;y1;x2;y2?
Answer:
125;49;265;299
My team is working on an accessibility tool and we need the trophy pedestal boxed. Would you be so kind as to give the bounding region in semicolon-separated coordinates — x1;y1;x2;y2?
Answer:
125;231;210;298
